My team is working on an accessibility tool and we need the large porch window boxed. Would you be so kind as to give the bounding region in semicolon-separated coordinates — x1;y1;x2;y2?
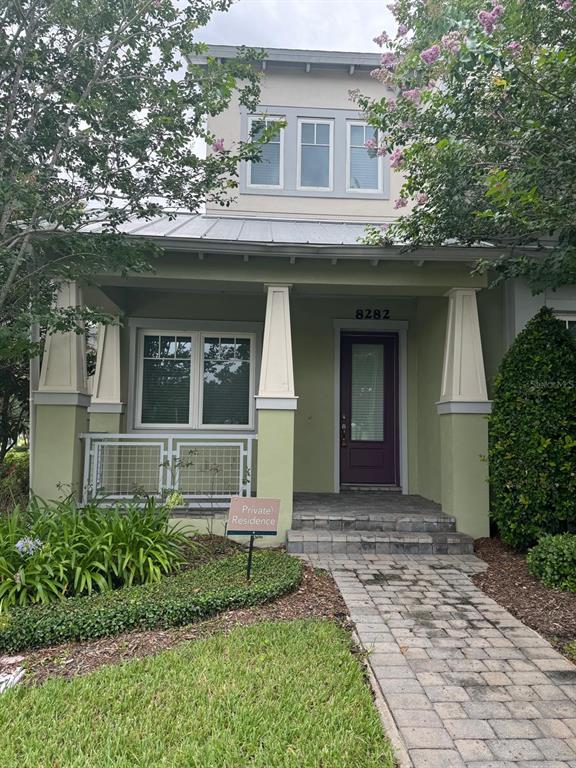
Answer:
136;330;255;429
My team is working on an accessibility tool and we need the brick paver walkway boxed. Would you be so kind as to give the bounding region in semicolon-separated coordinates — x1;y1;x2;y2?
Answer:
302;554;576;768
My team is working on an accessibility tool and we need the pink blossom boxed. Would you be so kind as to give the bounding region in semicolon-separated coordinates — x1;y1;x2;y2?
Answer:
478;10;496;34
420;45;441;65
506;41;523;55
377;146;387;157
394;198;408;209
402;87;422;104
416;192;429;205
212;138;225;152
397;24;409;37
364;138;378;151
373;31;390;47
478;4;505;34
441;31;461;54
386;2;399;17
380;52;397;70
381;223;390;231
389;147;404;168
387;98;397;111
557;0;572;8
370;67;393;84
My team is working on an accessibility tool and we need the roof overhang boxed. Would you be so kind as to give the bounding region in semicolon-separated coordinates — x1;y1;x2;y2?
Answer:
189;45;381;74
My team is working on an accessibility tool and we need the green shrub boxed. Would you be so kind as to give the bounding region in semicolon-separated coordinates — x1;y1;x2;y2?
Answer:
0;450;29;513
526;533;576;592
0;551;302;652
489;307;576;550
0;497;189;611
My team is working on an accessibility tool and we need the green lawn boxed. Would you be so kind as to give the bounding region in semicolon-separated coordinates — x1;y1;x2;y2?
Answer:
0;619;393;768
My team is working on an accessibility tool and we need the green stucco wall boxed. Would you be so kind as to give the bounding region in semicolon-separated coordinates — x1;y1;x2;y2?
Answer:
440;412;490;539
32;404;88;500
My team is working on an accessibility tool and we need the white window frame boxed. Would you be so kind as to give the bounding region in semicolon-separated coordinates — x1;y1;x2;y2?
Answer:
346;121;383;194
297;118;334;192
247;115;284;190
135;329;256;431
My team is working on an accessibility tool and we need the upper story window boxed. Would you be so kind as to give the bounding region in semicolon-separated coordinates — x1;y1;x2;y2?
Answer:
297;119;333;191
347;122;382;193
247;116;284;188
240;106;389;200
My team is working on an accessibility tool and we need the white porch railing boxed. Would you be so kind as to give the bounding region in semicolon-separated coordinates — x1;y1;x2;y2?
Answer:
81;433;256;509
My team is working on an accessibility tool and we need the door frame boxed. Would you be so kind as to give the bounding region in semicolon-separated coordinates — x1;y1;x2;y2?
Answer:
333;319;408;494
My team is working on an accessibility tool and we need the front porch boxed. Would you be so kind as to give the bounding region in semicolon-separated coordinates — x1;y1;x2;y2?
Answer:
31;226;498;545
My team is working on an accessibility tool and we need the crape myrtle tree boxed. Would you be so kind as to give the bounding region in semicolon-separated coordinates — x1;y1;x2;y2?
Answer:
0;0;266;365
358;0;576;293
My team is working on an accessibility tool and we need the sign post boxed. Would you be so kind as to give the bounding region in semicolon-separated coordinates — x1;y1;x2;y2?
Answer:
226;497;281;581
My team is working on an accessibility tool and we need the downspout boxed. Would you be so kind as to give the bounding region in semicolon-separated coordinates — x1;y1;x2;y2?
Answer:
28;322;40;497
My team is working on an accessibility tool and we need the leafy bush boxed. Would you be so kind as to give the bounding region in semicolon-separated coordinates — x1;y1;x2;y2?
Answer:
0;552;302;652
0;497;189;611
527;534;576;592
0;450;29;513
489;307;576;550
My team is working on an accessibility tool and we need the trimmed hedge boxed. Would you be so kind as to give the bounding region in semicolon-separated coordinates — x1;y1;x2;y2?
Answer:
489;307;576;550
527;533;576;592
0;551;302;653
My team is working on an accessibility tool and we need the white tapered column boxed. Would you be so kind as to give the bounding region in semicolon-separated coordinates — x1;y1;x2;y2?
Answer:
437;288;491;539
89;322;124;432
33;282;89;499
255;285;297;545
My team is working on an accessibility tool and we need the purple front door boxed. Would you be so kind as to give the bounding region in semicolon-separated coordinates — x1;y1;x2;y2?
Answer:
340;332;399;486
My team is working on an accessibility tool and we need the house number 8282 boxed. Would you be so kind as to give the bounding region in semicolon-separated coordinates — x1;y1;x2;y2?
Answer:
355;309;390;320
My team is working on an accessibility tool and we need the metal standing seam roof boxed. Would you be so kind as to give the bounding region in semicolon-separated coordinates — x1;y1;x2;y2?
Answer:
115;213;373;247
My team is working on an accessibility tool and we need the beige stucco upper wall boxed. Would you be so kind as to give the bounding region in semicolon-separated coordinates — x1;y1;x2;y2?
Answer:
205;65;404;222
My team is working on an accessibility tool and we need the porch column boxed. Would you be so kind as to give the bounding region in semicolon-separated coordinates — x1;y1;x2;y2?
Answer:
255;285;298;545
32;282;90;500
437;288;491;539
88;322;124;432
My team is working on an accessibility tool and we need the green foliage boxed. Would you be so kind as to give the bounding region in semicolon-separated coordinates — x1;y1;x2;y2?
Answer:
489;307;576;549
527;534;576;593
0;620;392;768
0;0;266;363
0;450;29;513
0;552;303;653
360;0;576;291
0;497;188;612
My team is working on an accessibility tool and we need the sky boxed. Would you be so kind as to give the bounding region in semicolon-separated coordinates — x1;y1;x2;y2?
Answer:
200;0;396;53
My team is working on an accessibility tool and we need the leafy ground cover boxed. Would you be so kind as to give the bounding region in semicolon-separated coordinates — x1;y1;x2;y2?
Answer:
0;619;393;768
8;562;345;685
474;538;576;660
0;551;302;653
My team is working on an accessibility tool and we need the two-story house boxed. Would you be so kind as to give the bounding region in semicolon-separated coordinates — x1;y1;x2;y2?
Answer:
30;46;576;553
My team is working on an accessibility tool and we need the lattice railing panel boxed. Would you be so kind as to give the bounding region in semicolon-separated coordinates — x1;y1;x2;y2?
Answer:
176;444;242;496
95;443;163;496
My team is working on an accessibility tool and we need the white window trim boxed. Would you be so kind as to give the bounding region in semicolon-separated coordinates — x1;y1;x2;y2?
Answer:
134;329;256;431
346;121;383;194
555;312;576;324
247;115;284;190
296;117;334;192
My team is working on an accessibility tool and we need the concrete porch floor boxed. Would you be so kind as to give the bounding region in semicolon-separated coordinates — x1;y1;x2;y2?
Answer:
293;492;444;518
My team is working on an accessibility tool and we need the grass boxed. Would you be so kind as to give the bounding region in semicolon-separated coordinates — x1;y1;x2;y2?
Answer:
0;620;394;768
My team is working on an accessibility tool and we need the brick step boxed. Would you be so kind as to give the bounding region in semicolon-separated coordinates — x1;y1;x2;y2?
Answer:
286;529;475;556
292;512;457;533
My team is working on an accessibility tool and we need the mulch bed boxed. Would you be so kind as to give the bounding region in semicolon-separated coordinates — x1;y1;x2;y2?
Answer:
473;537;576;655
0;564;348;687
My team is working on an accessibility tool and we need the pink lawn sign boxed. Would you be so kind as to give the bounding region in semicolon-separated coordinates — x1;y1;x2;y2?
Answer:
226;497;280;536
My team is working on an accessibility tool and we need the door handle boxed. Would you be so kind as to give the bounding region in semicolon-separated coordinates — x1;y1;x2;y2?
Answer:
340;414;348;447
